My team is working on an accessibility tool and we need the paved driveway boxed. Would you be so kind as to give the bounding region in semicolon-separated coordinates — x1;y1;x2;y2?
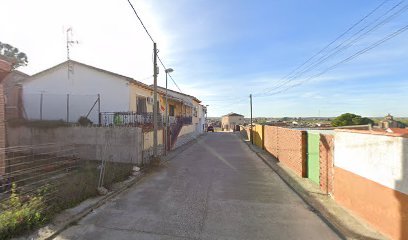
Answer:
55;133;340;240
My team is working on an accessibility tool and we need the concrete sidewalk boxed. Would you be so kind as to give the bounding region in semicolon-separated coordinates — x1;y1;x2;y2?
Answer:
242;134;387;240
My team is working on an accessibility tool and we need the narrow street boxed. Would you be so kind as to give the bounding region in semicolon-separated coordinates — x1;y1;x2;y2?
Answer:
55;133;340;240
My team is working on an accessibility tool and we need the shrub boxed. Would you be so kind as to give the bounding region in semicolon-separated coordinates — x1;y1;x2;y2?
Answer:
0;184;47;239
78;116;93;126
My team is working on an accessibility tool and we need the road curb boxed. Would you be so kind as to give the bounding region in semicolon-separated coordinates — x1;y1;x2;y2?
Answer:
27;170;149;240
240;135;387;240
32;136;202;240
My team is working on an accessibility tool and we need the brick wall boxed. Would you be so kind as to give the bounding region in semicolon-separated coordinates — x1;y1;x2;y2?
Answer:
319;134;334;194
264;126;307;177
0;84;6;175
264;125;278;158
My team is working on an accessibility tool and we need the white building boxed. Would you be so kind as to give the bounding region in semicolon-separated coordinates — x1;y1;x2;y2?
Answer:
222;113;244;131
21;60;153;123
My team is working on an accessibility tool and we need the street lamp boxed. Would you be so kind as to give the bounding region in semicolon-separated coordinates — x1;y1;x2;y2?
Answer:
164;68;174;155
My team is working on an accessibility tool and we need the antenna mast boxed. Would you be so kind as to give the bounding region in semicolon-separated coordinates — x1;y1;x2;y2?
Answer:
66;27;78;60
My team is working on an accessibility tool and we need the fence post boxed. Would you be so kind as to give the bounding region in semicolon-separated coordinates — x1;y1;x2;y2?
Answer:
98;94;101;126
40;93;43;120
66;94;70;123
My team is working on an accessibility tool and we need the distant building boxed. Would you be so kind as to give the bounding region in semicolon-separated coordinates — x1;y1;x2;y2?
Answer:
221;112;244;131
379;114;405;129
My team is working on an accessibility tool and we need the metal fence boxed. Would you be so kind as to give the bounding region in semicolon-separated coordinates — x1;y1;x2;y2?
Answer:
0;143;80;235
22;93;100;124
0;140;137;238
99;112;163;127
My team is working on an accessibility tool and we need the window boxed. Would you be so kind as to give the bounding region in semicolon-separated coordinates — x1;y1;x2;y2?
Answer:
136;96;147;114
169;105;175;116
193;107;197;117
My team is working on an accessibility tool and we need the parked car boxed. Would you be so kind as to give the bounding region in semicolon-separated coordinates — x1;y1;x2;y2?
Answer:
207;126;214;132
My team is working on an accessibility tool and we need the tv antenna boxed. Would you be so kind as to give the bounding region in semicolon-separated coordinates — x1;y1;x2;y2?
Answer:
66;27;79;60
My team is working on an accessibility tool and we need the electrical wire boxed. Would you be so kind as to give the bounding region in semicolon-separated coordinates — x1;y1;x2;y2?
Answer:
257;23;408;98
158;55;183;92
126;0;155;42
277;1;407;89
263;0;390;93
126;0;183;93
257;0;406;97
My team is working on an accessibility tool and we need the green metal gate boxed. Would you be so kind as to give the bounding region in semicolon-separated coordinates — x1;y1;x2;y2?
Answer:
307;133;320;185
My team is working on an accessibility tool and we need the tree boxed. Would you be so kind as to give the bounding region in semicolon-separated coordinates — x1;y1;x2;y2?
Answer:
0;41;28;69
331;113;374;127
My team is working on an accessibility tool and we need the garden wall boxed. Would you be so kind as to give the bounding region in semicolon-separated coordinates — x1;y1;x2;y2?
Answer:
263;126;307;177
7;126;144;165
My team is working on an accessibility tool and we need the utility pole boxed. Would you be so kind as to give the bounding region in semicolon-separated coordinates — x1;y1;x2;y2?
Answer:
153;43;159;159
165;71;168;156
250;94;253;144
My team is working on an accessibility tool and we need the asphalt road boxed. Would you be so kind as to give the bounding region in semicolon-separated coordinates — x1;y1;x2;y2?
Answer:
55;133;340;240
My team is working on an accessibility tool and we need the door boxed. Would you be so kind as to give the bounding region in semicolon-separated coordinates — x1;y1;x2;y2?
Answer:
307;133;320;185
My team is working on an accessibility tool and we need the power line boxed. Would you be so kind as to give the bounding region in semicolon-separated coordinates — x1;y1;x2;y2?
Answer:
257;0;406;96
126;0;183;93
264;0;390;92
126;0;155;43
257;22;408;98
280;1;407;87
157;55;183;92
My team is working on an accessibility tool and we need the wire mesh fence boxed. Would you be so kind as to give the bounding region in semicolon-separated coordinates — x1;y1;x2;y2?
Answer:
22;93;100;124
0;140;137;239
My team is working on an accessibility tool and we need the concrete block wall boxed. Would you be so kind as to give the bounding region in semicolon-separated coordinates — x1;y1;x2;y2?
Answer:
319;134;334;194
7;126;143;165
333;130;408;240
263;126;307;177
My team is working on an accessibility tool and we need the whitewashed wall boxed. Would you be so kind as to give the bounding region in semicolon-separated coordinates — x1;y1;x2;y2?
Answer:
334;131;408;194
22;62;130;123
195;104;205;134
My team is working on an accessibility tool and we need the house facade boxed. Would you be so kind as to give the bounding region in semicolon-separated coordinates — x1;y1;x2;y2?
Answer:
19;59;206;150
21;60;152;124
222;113;244;131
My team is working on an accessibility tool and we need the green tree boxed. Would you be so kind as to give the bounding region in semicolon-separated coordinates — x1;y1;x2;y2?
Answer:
0;41;28;69
331;113;374;127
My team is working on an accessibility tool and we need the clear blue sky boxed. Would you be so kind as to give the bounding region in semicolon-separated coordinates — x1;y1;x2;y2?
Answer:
2;0;407;118
150;0;408;118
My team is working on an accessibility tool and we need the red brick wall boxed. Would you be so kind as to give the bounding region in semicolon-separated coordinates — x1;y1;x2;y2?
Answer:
264;125;278;158
0;84;6;175
264;126;307;177
319;134;334;194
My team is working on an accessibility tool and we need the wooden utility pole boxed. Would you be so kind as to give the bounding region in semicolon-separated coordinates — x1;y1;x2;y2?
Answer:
250;94;253;144
153;43;159;158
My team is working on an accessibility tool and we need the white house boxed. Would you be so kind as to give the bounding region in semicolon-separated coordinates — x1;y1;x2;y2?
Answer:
21;60;153;123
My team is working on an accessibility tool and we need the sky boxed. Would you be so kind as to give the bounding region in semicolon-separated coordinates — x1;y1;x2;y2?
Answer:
1;0;408;118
